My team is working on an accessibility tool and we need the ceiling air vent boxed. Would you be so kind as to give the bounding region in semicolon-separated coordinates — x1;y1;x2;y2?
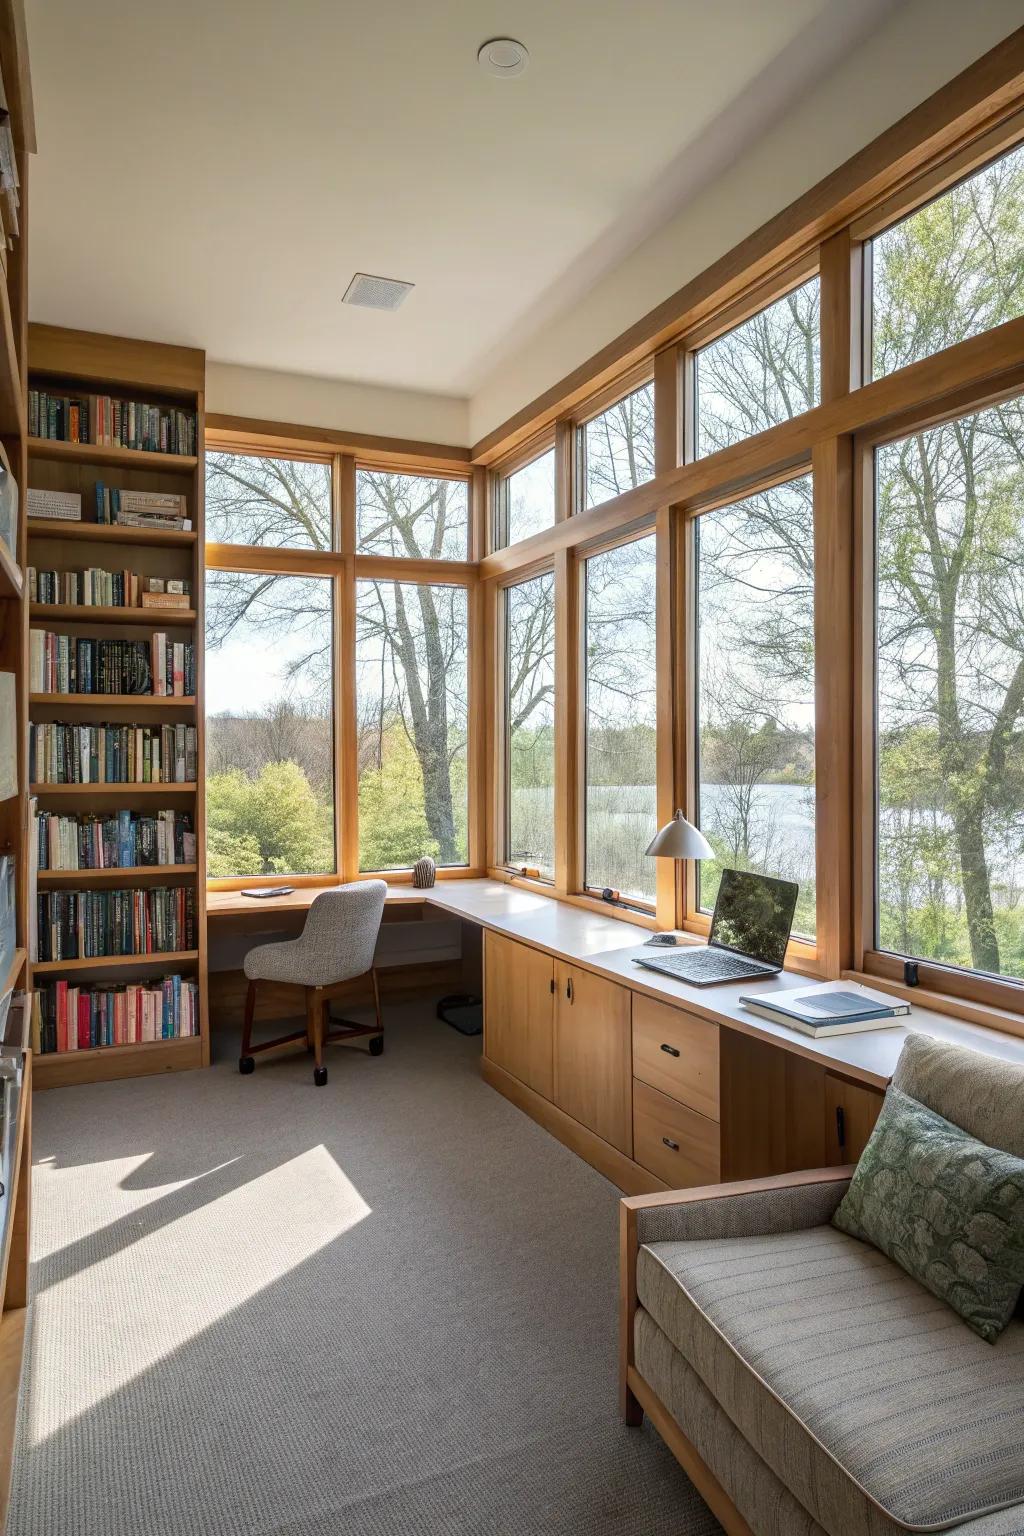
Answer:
342;272;414;312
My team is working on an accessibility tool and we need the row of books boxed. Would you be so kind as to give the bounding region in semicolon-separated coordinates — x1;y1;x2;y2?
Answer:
37;885;198;962
33;975;200;1054
28;565;192;609
29;633;195;696
28;391;197;457
30;722;198;784
94;483;192;531
36;809;196;871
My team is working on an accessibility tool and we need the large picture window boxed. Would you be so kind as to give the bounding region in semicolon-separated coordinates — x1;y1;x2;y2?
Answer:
583;536;657;902
875;398;1024;983
504;573;555;878
205;570;335;878
579;382;655;509
872;143;1024;379
694;279;820;459
205;452;332;549
356;470;469;560
696;475;816;937
355;581;469;871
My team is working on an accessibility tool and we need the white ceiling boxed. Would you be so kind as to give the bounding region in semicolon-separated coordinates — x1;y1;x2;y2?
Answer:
26;0;900;402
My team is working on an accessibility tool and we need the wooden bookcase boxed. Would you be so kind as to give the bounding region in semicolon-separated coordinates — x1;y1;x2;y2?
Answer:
25;325;208;1088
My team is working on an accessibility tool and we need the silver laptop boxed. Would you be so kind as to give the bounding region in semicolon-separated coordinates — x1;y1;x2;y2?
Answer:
634;869;799;987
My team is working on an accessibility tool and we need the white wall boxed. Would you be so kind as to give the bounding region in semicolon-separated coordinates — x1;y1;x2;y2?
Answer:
206;362;470;448
467;0;1024;444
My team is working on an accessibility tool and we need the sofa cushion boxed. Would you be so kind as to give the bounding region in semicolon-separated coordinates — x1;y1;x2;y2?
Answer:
832;1086;1024;1342
893;1033;1024;1158
637;1224;1024;1532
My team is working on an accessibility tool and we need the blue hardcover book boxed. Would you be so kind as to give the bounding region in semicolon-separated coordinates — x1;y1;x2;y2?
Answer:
117;809;132;869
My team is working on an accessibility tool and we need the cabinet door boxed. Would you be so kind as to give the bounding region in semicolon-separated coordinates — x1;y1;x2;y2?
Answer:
825;1073;883;1164
553;963;632;1154
483;931;554;1099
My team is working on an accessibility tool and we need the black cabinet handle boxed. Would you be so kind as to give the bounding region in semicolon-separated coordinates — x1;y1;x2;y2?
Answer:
565;976;574;1003
549;977;555;994
835;1105;846;1150
660;1043;680;1058
662;1136;679;1152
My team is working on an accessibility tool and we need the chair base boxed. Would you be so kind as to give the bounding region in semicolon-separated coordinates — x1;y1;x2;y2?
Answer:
239;969;383;1084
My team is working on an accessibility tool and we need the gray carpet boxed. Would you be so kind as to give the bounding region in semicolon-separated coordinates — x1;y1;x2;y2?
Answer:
9;1002;719;1536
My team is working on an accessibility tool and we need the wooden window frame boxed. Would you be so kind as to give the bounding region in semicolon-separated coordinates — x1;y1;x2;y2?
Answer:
573;364;656;516
853;377;1024;1015
492;562;558;888
578;526;660;916
205;435;483;890
490;428;558;555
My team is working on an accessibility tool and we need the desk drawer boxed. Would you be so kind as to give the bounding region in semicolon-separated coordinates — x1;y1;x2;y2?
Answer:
632;995;719;1121
633;1078;720;1188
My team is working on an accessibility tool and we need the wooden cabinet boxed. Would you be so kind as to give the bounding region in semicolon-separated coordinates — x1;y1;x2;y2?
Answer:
825;1073;883;1163
633;1079;720;1188
633;996;719;1121
483;931;554;1099
554;963;632;1153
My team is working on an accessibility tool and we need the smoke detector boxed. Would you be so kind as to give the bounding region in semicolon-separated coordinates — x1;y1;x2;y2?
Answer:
342;273;414;312
477;38;529;78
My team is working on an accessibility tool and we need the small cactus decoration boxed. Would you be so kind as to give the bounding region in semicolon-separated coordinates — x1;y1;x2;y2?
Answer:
413;855;437;889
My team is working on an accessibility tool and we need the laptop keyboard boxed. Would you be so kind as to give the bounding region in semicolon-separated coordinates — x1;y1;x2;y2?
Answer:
641;948;772;982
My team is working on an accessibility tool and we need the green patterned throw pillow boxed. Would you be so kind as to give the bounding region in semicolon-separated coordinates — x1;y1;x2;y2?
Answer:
833;1086;1024;1342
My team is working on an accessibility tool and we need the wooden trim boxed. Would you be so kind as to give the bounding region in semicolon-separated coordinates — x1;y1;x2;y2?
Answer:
654;506;679;929
843;966;1024;1040
683;251;819;357
479;310;1024;581
33;1035;204;1089
553;547;580;894
553;418;574;522
206;412;471;471
29;323;204;395
850;104;1024;240
653;348;681;476
339;554;358;882
205;540;478;585
467;576;486;873
813;436;854;975
470;27;1024;464
338;452;356;557
819;228;863;403
620;1162;857;1215
482;1055;666;1195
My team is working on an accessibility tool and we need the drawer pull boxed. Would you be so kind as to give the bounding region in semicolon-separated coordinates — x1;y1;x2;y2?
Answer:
660;1043;680;1057
662;1136;680;1152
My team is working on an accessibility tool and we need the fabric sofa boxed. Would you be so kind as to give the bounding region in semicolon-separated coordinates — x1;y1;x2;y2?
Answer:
619;1033;1024;1536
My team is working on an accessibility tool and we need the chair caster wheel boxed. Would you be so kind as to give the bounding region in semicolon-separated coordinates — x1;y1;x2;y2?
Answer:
369;1036;384;1057
313;1066;328;1086
239;1056;255;1075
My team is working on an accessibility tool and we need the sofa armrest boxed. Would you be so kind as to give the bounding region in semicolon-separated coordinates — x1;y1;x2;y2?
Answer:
631;1166;853;1245
618;1168;854;1423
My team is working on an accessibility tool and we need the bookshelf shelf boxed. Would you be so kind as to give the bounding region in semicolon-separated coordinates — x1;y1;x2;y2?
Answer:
28;438;197;474
30;693;196;707
29;603;196;626
26;518;197;548
0;949;26;998
32;782;198;797
34;1033;203;1087
33;949;200;976
0;541;22;601
38;864;198;884
27;325;209;1088
0;286;24;440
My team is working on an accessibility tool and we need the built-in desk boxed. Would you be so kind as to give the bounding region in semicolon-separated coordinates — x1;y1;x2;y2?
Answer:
208;877;1024;1193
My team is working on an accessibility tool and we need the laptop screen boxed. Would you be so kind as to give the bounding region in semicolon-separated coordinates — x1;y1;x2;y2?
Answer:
709;869;799;968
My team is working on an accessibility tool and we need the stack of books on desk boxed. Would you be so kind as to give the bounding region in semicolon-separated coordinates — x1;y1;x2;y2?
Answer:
739;982;910;1037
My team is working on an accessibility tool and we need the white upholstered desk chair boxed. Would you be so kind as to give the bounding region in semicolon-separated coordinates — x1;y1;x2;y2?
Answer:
239;881;387;1086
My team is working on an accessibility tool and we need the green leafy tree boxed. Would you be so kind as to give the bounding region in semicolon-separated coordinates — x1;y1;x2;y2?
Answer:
206;762;332;877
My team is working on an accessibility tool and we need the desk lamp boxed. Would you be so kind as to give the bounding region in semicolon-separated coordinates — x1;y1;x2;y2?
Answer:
644;811;713;944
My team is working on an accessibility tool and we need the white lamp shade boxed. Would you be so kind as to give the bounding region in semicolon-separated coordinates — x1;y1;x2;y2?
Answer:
645;810;713;861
